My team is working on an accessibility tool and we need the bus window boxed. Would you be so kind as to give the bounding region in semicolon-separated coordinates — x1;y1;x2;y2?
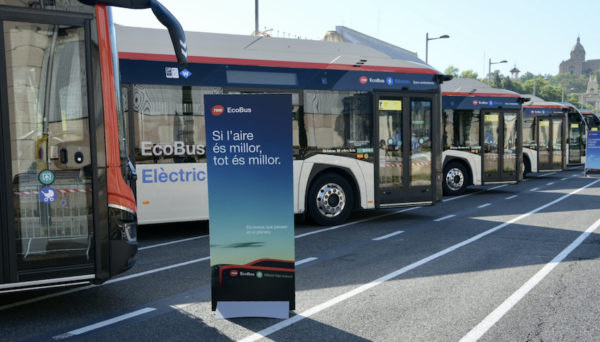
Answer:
133;85;221;164
303;90;372;153
444;110;480;150
410;99;432;186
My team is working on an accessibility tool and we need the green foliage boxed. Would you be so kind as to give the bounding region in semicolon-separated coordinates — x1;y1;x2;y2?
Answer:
459;70;478;79
444;66;459;77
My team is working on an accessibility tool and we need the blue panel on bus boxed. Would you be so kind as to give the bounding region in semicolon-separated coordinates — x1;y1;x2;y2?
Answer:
523;107;564;117
119;59;440;92
443;96;522;110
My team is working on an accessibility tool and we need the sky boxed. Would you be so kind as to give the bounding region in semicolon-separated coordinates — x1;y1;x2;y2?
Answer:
112;0;600;77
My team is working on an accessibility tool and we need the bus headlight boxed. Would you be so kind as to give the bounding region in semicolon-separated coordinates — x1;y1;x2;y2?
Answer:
108;206;138;242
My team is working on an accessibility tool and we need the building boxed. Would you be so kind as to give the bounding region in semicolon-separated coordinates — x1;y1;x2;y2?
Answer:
579;74;600;112
559;37;600;76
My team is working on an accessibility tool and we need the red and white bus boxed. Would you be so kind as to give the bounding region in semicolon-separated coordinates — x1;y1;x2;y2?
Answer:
0;0;186;292
116;25;452;226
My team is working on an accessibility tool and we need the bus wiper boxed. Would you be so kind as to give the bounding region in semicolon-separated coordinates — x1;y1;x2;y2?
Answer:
78;0;188;67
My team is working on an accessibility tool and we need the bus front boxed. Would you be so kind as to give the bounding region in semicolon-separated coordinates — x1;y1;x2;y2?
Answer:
0;0;186;292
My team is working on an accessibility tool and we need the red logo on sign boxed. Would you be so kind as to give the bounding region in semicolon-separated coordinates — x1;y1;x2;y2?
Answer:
472;100;478;106
229;270;238;277
211;105;225;116
359;76;368;84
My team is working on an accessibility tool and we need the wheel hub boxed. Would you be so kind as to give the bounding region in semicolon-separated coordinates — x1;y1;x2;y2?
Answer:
316;183;346;217
446;168;464;192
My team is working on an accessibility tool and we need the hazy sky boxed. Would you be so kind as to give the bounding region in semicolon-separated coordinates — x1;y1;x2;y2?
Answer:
112;0;600;77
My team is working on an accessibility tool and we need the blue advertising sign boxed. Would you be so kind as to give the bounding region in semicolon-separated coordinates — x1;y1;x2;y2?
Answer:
585;131;600;177
204;94;294;319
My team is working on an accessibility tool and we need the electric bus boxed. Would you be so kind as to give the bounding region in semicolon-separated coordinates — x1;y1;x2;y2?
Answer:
116;25;451;226
521;97;587;173
0;0;186;292
441;78;525;195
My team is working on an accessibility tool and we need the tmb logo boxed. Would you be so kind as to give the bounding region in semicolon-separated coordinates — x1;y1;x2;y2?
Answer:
229;270;239;277
211;105;225;116
359;76;368;84
472;100;478;106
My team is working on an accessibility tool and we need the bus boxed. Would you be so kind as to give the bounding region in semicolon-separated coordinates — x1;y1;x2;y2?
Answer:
116;25;451;226
580;108;600;132
521;98;588;173
0;0;186;292
441;78;525;195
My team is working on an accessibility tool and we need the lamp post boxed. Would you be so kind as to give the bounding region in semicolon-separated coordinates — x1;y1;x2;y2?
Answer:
488;58;507;85
562;86;575;102
425;32;450;64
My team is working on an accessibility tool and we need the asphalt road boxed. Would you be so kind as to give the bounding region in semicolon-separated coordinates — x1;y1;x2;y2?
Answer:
1;167;599;342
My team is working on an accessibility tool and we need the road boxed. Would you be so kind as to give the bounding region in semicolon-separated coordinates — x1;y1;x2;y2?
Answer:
1;167;600;342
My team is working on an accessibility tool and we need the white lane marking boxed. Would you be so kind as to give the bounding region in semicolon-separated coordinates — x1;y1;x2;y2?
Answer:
571;174;579;178
54;307;156;339
443;185;508;203
434;215;456;222
294;207;416;239
139;235;208;251
295;257;317;266
561;178;568;181
546;182;555;186
536;172;557;178
0;256;210;312
460;217;600;342
477;203;491;209
372;230;404;241
505;195;518;200
530;187;540;192
239;179;600;342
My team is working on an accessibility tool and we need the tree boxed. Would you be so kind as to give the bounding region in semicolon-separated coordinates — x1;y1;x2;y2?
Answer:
444;66;459;77
459;70;478;79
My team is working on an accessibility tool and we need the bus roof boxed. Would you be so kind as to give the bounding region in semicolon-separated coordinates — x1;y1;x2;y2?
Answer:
441;78;521;98
115;25;439;75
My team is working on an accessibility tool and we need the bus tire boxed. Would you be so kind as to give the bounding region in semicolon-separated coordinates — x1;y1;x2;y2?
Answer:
443;162;468;196
307;173;353;226
523;157;531;178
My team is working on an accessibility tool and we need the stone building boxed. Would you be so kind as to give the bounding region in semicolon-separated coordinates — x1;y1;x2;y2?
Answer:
559;37;600;76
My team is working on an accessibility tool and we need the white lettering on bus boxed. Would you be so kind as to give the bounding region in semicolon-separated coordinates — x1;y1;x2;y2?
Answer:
141;141;206;157
227;106;252;113
141;167;206;183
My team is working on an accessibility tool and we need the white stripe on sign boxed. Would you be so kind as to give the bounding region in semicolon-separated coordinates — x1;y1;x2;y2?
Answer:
434;215;456;222
238;178;600;342
460;217;600;342
54;307;156;339
295;257;317;266
372;230;404;241
505;195;518;200
477;203;491;209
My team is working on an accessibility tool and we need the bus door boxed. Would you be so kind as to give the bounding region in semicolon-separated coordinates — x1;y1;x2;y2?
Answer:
481;111;519;183
0;10;98;287
536;115;565;171
375;93;435;206
567;112;585;165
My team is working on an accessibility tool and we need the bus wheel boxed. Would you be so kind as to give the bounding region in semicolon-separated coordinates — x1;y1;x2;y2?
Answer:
443;162;467;196
308;173;353;226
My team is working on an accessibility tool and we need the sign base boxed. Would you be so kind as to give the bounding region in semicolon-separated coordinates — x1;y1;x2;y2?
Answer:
215;301;290;319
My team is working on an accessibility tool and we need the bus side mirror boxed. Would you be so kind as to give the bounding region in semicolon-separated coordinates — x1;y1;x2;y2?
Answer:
78;0;188;67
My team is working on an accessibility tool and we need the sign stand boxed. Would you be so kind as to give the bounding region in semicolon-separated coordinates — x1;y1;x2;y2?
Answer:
204;94;295;319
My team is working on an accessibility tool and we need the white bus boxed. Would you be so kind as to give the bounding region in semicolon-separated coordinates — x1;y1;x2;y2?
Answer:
441;78;525;195
116;25;451;225
522;98;588;172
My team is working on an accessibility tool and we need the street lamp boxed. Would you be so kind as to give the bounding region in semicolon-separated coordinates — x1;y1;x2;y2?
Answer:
488;58;507;85
562;86;575;102
425;32;450;64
